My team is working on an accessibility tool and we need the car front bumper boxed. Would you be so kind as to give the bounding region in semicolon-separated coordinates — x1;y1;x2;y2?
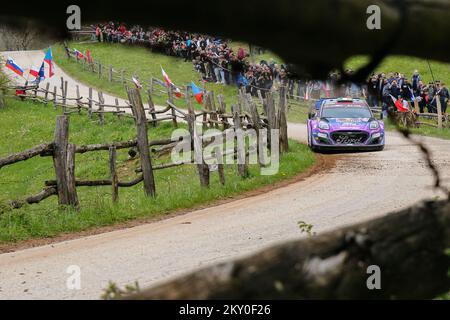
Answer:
310;130;385;151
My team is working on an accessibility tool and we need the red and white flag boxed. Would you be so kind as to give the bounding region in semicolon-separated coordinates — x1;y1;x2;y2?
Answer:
161;66;183;98
161;66;172;87
29;65;39;78
390;95;409;113
132;76;142;89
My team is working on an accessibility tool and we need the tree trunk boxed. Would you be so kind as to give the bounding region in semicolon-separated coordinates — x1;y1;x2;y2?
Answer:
127;200;450;300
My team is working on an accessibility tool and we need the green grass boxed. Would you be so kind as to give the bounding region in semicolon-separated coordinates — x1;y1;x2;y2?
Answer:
345;55;450;85
53;41;283;108
53;42;241;108
0;97;315;243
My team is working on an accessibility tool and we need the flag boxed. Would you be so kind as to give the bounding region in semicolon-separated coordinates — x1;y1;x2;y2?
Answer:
74;49;84;59
44;47;55;78
390;95;409;113
29;65;39;78
304;84;310;100
5;57;24;76
321;81;330;98
161;66;182;98
191;81;203;104
161;66;172;87
86;49;92;63
132;76;142;89
173;87;182;98
38;62;45;81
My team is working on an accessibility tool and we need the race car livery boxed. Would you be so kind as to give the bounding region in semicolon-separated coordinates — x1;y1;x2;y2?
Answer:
307;98;385;151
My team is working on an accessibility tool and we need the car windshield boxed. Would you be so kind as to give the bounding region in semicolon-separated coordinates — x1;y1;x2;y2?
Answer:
321;107;372;118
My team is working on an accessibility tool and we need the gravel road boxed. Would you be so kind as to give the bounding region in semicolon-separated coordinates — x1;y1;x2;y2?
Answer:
1;50;449;299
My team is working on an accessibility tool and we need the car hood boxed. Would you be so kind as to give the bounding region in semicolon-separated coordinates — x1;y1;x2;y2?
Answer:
325;118;370;130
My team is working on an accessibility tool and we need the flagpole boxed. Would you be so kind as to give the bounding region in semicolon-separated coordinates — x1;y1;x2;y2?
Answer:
426;60;436;83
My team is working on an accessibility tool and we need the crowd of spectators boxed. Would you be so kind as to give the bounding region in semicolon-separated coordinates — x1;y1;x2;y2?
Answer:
366;71;449;115
92;22;294;96
92;23;449;114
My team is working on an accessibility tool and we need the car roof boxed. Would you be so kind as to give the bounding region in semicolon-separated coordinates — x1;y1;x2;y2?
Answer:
321;98;369;109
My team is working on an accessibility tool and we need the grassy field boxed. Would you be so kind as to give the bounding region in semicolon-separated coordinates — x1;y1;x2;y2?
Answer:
53;42;243;108
0;97;315;243
54;41;309;122
345;55;450;84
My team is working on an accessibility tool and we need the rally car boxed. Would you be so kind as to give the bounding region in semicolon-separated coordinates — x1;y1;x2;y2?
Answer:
307;98;385;152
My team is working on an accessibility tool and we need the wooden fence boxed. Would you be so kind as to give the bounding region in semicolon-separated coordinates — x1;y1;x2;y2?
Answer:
0;86;288;210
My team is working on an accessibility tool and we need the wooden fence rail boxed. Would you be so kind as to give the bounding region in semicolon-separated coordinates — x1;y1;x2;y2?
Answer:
0;88;289;211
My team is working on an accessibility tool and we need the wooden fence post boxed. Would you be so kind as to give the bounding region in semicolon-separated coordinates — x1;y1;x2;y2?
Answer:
278;86;289;153
62;81;68;114
98;91;105;125
203;91;211;130
436;94;443;129
115;98;122;121
76;85;82;114
109;146;119;202
98;62;102;78
264;92;278;150
209;91;219;129
127;88;156;197
52;116;70;207
88;87;93;118
149;77;154;94
186;86;209;187
232;104;249;178
247;96;261;163
147;90;157;126
257;90;264;105
0;87;4;108
216;151;225;185
44;82;50;103
66;143;79;209
217;94;229;129
53;85;57;110
167;85;178;127
108;65;113;82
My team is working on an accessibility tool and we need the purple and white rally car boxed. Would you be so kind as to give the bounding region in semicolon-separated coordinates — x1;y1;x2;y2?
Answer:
307;98;385;152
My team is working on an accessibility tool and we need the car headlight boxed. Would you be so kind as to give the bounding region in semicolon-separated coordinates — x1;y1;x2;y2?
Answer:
372;132;381;139
318;120;330;130
369;121;379;129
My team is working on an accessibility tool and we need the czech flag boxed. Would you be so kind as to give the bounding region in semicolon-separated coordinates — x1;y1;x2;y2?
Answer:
29;65;40;78
5;57;24;77
161;66;183;98
44;47;55;78
191;81;203;104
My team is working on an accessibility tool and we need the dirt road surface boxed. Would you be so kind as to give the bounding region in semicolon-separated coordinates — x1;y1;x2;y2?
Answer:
1;50;449;299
